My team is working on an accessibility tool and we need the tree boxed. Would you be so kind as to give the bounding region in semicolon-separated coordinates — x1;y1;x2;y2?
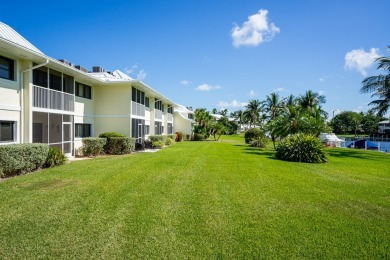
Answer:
245;99;262;128
220;109;228;116
212;108;218;114
299;90;326;113
330;111;362;135
233;110;245;132
361;46;390;117
263;92;283;148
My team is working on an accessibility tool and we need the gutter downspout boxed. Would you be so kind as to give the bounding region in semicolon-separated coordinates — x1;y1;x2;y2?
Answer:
20;59;49;143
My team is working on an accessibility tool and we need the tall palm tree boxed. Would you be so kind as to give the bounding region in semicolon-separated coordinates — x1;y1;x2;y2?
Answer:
245;99;262;128
212;108;218;114
263;92;283;148
361;46;390;117
234;110;244;132
299;90;326;113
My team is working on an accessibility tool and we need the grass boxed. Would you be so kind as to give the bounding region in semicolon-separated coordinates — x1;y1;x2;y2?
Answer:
0;135;389;259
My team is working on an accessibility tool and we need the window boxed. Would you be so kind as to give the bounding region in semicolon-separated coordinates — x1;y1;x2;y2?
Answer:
132;118;145;144
132;87;145;105
33;67;48;87
75;124;91;138
144;125;150;135
145;97;150;108
155;100;163;111
168;123;173;134
76;82;92;99
188;113;194;120
155;121;163;135
0;56;15;81
168;106;173;114
0;121;15;142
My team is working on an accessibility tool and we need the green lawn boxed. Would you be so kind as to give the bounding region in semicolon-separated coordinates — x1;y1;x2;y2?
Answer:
0;135;389;259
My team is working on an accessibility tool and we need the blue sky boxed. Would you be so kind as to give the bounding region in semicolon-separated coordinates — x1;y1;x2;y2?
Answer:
2;0;389;117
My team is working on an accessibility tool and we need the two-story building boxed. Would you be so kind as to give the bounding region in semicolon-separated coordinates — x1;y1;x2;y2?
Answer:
0;21;194;156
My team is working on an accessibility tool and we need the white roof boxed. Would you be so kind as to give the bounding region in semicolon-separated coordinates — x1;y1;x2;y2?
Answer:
174;104;194;114
112;70;134;80
0;22;43;54
379;120;389;124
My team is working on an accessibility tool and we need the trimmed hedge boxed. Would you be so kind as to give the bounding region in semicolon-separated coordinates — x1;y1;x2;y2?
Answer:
275;133;327;163
82;138;106;156
105;137;136;155
0;144;49;178
244;128;268;148
98;132;126;138
167;134;177;141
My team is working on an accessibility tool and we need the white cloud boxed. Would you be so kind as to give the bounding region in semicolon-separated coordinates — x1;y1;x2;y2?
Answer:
124;64;138;75
344;48;380;76
137;69;147;80
180;80;192;85
195;83;221;91
217;100;248;108
248;90;257;97
319;78;325;82
273;87;285;92
231;9;280;48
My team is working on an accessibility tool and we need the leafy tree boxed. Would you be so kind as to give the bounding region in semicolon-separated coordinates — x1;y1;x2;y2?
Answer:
212;108;218;114
330;111;362;135
361;46;390;117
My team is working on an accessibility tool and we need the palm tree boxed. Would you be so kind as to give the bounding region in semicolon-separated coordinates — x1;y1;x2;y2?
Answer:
233;110;244;132
212;108;218;114
220;109;228;116
299;90;326;113
245;99;262;128
263;92;283;148
273;105;304;138
361;46;390;117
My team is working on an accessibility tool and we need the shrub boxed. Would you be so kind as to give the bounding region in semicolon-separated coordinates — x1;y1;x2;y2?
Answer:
275;133;327;163
165;137;175;146
185;134;191;141
152;140;164;149
149;135;167;143
82;138;106;156
45;146;67;168
0;144;49;178
244;128;261;144
105;137;136;155
175;132;183;142
167;134;177;141
193;133;206;141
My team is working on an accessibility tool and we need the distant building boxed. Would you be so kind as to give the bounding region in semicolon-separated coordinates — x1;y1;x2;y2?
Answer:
378;120;390;133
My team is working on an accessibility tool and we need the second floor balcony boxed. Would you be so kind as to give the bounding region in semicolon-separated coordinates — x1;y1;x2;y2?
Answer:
33;85;74;112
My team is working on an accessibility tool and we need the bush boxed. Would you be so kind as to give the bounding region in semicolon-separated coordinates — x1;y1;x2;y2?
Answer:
175;132;183;142
0;144;49;178
152;140;164;149
165;137;175;146
193;133;206;141
45;146;67;168
245;128;261;144
185;134;191;141
105;137;136;155
82;138;106;156
167;134;177;141
275;133;327;163
149;135;167;144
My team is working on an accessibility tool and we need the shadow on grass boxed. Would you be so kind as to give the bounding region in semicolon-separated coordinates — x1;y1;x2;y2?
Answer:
327;148;388;161
242;147;276;159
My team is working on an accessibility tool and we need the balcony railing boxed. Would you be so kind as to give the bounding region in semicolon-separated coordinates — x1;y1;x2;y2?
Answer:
131;101;145;117
168;113;173;122
33;85;74;112
155;109;163;120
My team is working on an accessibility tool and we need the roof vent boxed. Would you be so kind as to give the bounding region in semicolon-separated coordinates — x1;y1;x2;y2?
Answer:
75;65;88;73
58;59;71;66
92;66;105;73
